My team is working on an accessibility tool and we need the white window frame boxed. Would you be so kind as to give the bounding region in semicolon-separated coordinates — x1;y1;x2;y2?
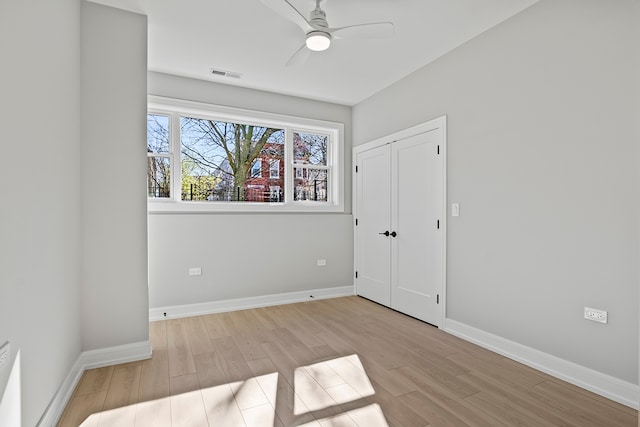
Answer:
147;95;344;213
146;113;173;198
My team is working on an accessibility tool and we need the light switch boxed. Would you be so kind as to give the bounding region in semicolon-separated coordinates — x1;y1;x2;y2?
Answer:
451;203;460;217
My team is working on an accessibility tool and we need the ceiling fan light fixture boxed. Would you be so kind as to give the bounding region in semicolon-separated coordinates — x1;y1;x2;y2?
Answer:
306;31;331;51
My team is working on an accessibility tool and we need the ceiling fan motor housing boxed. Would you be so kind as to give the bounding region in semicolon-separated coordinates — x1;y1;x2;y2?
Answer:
309;3;329;29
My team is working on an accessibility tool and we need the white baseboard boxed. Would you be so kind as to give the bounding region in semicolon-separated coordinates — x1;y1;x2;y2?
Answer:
149;285;355;321
38;340;152;427
445;319;639;409
81;340;152;370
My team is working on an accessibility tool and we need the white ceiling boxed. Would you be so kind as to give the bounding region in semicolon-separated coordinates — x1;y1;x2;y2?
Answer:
90;0;537;106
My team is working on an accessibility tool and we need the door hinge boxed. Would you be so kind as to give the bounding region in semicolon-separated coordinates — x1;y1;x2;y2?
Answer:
355;271;358;279
355;218;358;226
437;294;440;304
355;165;359;173
437;219;440;229
437;145;440;155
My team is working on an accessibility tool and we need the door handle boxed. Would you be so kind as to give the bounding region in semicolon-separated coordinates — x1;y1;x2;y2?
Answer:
378;231;390;236
390;231;397;237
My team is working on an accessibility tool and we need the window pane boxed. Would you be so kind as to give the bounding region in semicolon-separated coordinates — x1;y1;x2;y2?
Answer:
180;116;284;202
148;156;171;198
147;114;170;153
269;159;280;178
293;132;328;166
294;168;327;202
251;159;262;178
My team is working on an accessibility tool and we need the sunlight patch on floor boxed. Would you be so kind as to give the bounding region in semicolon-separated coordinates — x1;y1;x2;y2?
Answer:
79;373;279;427
76;355;385;426
299;404;389;427
294;354;375;416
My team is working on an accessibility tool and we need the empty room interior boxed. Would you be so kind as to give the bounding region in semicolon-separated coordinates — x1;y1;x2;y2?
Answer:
1;0;639;426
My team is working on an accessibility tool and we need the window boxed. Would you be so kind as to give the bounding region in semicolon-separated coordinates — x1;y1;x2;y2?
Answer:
147;96;344;212
269;159;280;179
251;159;262;178
293;131;329;202
147;114;171;198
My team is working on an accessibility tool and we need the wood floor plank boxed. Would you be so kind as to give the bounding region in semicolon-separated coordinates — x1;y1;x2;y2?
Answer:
396;366;502;427
137;348;170;402
96;404;136;427
214;335;256;383
133;397;171;427
200;383;245;427
357;377;428;427
193;350;228;389
309;344;341;362
247;357;318;427
230;377;270;410
533;380;636;427
233;331;267;362
272;327;319;366
449;351;544;388
316;325;421;398
169;372;200;396
260;340;300;386
201;311;229;340
399;390;470;427
458;371;582;427
149;320;167;351
102;363;141;411
74;366;114;396
170;389;208;427
166;319;196;377
184;315;215;355
60;296;636;427
57;390;107;427
241;402;284;427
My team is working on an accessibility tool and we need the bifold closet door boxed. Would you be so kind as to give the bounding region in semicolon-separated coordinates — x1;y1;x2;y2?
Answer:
355;125;445;327
354;144;391;307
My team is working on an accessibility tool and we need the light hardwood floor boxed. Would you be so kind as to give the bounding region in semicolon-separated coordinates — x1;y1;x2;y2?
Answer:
58;296;637;426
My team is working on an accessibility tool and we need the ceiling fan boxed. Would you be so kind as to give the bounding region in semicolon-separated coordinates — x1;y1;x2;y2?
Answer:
261;0;395;66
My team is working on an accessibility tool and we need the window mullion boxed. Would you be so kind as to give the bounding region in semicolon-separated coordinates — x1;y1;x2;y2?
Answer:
171;112;181;201
284;128;293;204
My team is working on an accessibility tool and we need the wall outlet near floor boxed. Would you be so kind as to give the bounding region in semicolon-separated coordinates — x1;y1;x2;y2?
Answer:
188;267;202;276
584;307;607;324
317;259;327;267
0;341;10;370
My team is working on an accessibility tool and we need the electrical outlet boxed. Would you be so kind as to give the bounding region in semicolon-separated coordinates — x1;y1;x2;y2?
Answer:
584;307;607;324
317;259;327;267
0;342;10;370
188;267;202;276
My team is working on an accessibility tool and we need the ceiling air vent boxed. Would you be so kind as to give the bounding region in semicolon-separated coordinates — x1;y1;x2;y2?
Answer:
210;68;242;79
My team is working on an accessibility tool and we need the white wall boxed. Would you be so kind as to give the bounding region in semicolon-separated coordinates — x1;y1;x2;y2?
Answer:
148;73;354;310
0;1;82;425
149;214;353;308
353;0;639;385
81;2;149;351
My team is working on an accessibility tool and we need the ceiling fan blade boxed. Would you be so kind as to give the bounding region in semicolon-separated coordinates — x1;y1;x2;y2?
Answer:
260;0;314;33
285;44;311;67
331;22;395;39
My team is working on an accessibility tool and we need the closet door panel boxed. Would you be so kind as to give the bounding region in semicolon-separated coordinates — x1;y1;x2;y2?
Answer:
355;145;391;306
391;130;444;326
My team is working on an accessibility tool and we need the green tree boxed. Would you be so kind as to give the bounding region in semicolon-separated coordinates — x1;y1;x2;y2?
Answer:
181;159;219;200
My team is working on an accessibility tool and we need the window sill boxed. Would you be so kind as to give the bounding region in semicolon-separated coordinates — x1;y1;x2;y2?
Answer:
147;200;344;214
